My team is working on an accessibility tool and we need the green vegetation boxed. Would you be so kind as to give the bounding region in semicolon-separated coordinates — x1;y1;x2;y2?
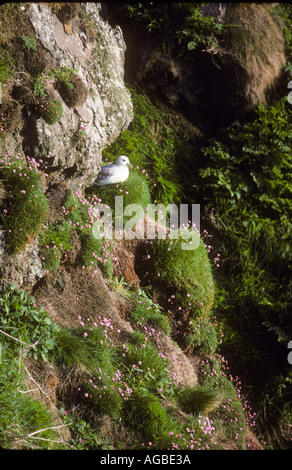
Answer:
194;97;292;442
0;284;59;361
142;233;217;354
276;3;292;72
102;86;193;205
94;171;151;209
21;35;38;51
0;3;43;85
0;154;49;253
175;384;220;416
90;170;152;228
0;346;63;449
0;285;255;450
0;50;14;83
49;66;78;89
198;356;254;449
39;189;120;278
144;235;214;319
173;3;225;52
40;99;63;125
185;315;221;356
33;67;87;110
33;67;77;98
129;287;171;336
39;221;73;272
0;285;65;448
125;3;225;53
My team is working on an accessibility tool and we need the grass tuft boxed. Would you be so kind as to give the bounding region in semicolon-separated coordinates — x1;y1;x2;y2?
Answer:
0;154;49;253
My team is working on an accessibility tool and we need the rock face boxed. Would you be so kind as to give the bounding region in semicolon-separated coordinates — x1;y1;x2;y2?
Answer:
0;3;133;288
198;3;286;127
137;46;200;112
0;233;44;289
133;3;286;132
24;2;133;189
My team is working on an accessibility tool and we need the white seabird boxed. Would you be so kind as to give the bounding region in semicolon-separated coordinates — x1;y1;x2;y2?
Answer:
93;155;132;186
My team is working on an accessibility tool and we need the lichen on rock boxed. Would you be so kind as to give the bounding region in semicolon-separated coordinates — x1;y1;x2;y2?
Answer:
24;2;133;189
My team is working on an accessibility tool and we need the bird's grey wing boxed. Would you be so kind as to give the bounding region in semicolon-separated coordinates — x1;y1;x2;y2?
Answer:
96;165;116;181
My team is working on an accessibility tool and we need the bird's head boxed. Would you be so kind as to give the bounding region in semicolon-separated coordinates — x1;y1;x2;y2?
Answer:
115;155;132;168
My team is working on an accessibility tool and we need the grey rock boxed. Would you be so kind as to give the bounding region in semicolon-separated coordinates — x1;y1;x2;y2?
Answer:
26;2;133;189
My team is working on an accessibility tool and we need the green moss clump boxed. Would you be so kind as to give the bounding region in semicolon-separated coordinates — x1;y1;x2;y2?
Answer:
175;384;221;416
40;99;63;125
0;50;14;83
39;221;73;272
53;326;124;420
199;357;248;448
0;99;23;139
130;288;171;336
0;157;49;253
89;171;152;230
56;73;88;108
185;315;220;355
121;387;178;445
62;190;120;279
144;235;214;318
93;171;151;208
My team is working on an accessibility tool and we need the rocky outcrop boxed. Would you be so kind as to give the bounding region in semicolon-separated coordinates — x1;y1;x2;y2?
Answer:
131;3;286;131
25;2;133;189
198;3;286;124
0;3;133;288
1;3;133;190
0;234;43;289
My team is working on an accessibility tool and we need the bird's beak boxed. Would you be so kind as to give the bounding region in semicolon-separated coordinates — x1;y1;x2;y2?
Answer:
127;162;132;168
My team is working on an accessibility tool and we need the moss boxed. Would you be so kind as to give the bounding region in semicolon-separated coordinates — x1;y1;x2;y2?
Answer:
21;35;38;51
40;99;63;125
144;235;215;319
52;3;80;24
0;346;62;449
130;288;171;335
216;4;285;106
184;316;220;355
0;3;45;80
23;46;47;77
0;158;49;253
33;66;87;117
39;221;73;272
56;73;88;108
88;171;152;226
175;384;221;416
0;49;14;83
78;231;116;279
